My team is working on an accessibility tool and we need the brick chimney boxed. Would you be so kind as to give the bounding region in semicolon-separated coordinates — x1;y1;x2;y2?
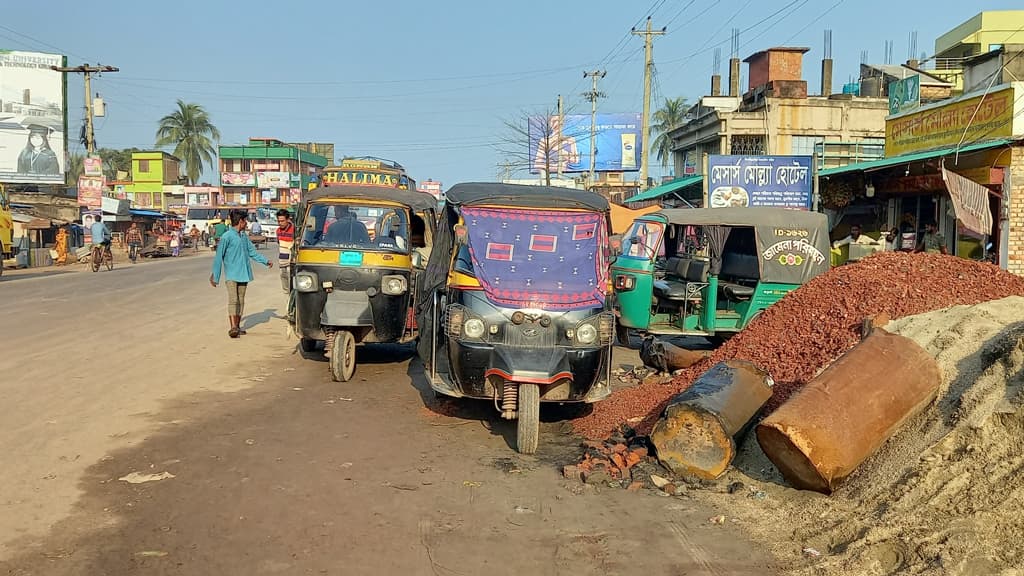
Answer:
743;47;810;99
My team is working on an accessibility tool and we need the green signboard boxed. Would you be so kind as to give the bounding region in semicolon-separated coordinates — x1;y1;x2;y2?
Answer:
888;75;920;116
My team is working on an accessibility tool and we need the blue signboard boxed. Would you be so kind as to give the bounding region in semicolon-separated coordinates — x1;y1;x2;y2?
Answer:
707;155;813;210
528;113;642;174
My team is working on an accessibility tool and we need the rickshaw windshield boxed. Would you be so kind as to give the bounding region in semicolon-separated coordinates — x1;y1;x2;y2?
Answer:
621;220;663;259
301;202;409;253
460;206;608;310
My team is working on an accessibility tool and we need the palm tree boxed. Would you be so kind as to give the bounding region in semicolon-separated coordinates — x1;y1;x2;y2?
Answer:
650;97;689;172
155;100;221;185
66;153;84;186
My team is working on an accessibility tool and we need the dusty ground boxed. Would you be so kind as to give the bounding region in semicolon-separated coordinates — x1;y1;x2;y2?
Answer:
0;253;775;575
687;297;1024;576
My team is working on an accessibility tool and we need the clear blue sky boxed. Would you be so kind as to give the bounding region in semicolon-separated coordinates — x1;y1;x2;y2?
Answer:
2;0;1021;187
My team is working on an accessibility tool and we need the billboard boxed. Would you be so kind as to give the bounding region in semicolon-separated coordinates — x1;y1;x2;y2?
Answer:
528;113;641;174
418;179;443;199
0;50;66;184
888;75;920;116
256;171;290;188
222;172;256;186
77;175;104;209
707;155;813;210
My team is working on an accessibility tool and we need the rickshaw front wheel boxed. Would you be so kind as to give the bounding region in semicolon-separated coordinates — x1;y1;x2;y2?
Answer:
616;323;632;348
516;384;540;455
330;330;356;382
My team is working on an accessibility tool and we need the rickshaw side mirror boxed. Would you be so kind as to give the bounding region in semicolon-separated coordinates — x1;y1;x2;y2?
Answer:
609;237;623;257
412;252;425;269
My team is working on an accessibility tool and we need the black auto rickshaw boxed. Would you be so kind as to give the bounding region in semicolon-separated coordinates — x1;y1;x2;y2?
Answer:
291;185;438;381
416;183;614;454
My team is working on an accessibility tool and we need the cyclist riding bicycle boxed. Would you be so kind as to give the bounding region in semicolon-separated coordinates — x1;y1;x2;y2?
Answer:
91;214;112;260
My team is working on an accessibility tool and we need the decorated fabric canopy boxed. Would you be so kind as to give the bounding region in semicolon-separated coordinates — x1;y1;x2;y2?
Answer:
462;206;608;310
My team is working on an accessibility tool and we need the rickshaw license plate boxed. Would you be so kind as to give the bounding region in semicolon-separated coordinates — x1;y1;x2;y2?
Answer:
339;251;363;266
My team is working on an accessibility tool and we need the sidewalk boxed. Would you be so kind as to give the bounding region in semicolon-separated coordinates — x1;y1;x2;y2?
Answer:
1;246;213;280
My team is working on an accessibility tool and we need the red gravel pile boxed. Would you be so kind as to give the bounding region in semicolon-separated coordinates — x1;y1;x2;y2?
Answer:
575;252;1024;439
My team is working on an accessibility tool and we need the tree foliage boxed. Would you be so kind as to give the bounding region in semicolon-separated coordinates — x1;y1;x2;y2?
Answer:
155;100;221;185
650;97;689;171
495;107;588;186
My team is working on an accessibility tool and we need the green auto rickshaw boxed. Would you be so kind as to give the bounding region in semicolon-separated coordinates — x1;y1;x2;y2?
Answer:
611;207;830;343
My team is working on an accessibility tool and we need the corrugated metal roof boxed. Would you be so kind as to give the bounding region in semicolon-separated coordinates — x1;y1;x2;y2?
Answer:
819;139;1016;177
623;175;703;204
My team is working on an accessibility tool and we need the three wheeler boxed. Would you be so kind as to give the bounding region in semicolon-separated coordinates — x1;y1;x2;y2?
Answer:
291;185;437;381
611;207;830;343
417;183;615;454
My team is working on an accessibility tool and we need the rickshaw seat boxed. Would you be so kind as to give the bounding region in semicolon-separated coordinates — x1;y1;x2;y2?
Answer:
655;257;708;301
720;283;755;300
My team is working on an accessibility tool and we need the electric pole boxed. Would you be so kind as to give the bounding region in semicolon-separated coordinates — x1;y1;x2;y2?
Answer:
51;64;119;155
582;70;606;187
632;17;665;190
556;94;564;179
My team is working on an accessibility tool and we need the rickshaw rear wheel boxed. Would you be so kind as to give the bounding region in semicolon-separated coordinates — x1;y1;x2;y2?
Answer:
330;330;356;382
516;384;540;455
300;338;318;353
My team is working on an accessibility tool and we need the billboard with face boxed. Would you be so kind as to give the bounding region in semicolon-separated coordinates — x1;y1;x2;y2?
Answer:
0;50;66;184
528;113;642;174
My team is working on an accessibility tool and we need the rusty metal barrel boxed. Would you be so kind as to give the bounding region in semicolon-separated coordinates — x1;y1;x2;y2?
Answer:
641;337;712;373
650;360;774;479
756;329;941;494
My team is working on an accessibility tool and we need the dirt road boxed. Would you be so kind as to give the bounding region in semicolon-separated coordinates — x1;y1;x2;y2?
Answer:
0;254;775;575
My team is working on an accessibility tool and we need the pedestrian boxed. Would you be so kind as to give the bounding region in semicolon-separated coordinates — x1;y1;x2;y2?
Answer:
55;226;69;265
189;224;201;253
250;216;263;237
210;210;273;338
212;215;229;252
125;221;144;263
170;228;181;257
276;209;295;295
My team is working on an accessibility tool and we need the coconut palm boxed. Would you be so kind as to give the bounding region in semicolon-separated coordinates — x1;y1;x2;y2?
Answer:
650;97;689;171
66;153;84;186
155;100;221;185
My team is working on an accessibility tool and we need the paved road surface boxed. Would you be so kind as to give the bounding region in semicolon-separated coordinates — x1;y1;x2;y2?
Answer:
0;253;777;575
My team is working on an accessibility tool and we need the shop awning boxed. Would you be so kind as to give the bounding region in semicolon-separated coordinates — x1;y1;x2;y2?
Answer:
942;166;993;236
819;139;1015;178
624;175;703;204
129;209;166;218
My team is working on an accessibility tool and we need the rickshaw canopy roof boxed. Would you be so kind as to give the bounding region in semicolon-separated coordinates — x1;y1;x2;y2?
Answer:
654;207;828;230
304;185;438;212
445;182;610;212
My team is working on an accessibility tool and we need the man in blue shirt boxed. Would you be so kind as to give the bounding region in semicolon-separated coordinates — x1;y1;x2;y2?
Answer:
210;210;272;338
90;214;112;261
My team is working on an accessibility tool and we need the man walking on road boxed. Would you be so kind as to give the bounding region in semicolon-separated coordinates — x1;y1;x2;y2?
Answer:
210;210;272;338
190;224;202;253
125;222;144;263
276;209;295;295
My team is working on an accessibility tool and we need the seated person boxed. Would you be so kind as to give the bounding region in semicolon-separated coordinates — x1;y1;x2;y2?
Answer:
409;214;431;265
325;206;370;244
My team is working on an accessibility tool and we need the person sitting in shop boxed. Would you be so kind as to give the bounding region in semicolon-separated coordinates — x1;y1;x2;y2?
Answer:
832;224;880;249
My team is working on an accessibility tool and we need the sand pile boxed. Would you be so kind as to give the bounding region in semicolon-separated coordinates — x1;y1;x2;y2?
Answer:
698;297;1024;575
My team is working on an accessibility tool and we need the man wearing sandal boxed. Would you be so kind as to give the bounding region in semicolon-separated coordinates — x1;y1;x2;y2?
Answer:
210;210;273;338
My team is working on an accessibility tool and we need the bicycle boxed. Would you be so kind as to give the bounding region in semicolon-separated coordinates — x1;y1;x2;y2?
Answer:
91;244;114;272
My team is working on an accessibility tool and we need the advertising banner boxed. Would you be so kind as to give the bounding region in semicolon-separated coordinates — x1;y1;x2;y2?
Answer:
886;86;1015;157
888;75;920;116
83;156;103;176
418;180;443;199
707;155;813;210
0;51;67;184
257;171;290;188
222;172;256;186
77;175;104;209
528;113;642;174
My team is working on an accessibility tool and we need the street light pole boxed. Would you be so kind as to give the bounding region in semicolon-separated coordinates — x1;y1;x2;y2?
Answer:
582;70;606;188
632;17;665;190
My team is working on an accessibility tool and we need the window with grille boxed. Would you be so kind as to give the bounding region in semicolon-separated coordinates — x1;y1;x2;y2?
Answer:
730;135;766;155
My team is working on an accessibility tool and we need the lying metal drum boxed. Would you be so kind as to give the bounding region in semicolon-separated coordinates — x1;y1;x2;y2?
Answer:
650;360;774;479
756;329;941;494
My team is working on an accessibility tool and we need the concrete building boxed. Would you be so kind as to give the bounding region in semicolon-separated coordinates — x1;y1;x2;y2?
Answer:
219;138;329;206
857;63;954;102
653;46;889;206
926;10;1024;92
124;151;183;210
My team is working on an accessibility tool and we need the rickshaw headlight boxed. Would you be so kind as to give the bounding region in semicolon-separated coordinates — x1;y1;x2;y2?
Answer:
463;318;485;339
576;323;598;345
295;273;317;292
382;275;407;296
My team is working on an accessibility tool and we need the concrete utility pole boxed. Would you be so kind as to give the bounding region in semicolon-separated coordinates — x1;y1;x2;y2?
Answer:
632;17;665;190
582;70;606;186
51;64;119;155
556;94;564;179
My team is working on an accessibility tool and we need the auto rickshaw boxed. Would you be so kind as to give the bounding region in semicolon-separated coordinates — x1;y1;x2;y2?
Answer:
291;185;438;381
611;207;830;343
416;183;614;454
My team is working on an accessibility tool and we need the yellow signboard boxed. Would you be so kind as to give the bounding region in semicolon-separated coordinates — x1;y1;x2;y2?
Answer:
885;87;1015;157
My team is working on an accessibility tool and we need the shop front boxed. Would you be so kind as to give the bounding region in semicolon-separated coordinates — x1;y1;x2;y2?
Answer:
819;82;1022;270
